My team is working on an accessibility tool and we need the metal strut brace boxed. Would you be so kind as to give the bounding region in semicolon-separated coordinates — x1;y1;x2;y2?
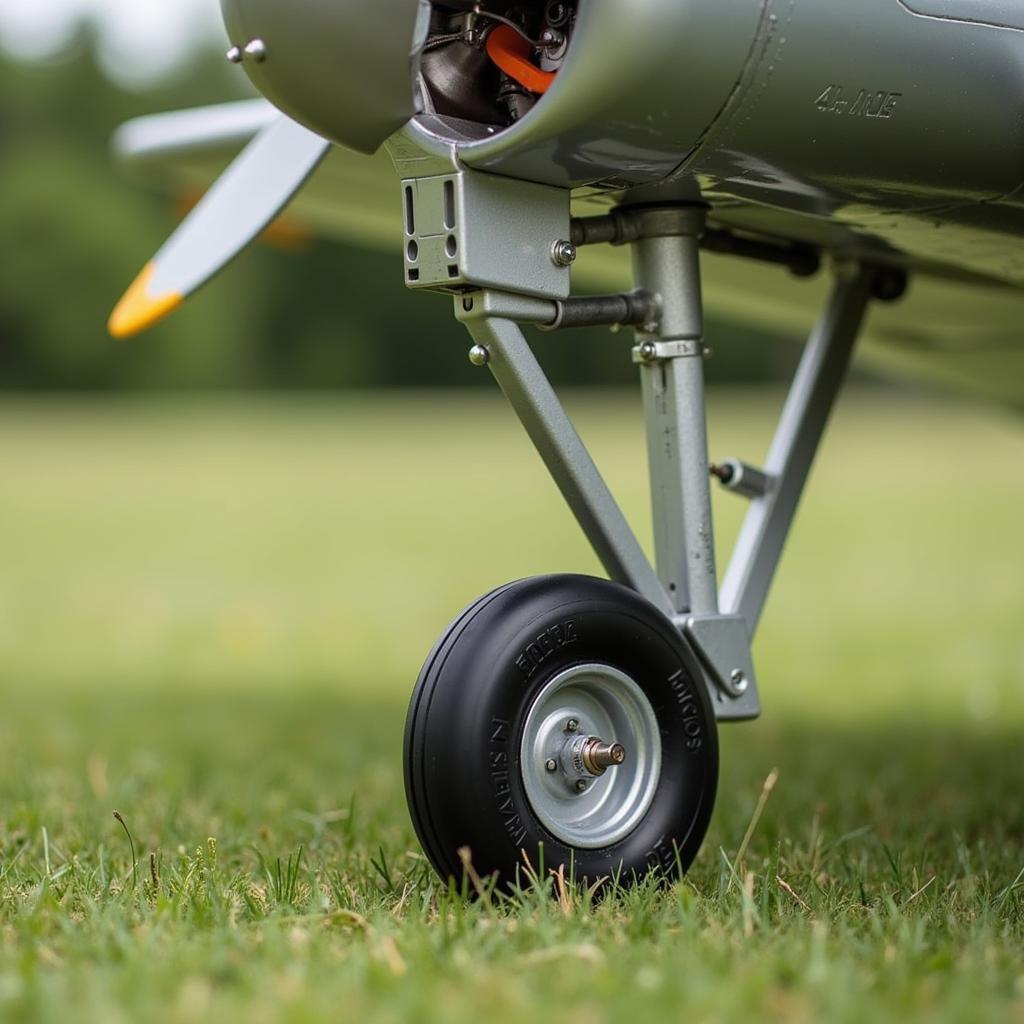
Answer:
457;292;675;621
719;267;874;632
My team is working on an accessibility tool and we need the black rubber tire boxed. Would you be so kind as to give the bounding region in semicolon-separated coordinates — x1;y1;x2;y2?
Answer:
403;574;718;889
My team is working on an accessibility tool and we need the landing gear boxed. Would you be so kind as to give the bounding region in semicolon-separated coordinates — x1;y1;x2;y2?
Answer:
393;152;905;888
403;575;718;887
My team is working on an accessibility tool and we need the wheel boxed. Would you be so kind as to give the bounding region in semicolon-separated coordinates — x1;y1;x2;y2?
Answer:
403;574;718;890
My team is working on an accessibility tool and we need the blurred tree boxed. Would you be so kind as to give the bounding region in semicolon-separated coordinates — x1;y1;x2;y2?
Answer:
0;28;798;390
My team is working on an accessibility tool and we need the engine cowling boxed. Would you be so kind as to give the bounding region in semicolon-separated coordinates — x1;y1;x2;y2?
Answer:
219;0;765;189
220;0;430;156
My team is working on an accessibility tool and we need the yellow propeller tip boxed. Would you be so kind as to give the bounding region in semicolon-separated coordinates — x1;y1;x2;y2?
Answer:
108;263;183;339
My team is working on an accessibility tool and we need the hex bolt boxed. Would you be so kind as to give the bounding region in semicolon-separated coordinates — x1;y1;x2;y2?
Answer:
468;345;490;367
575;780;588;793
639;341;658;362
550;240;577;268
225;46;244;64
243;39;268;63
545;758;558;773
565;718;579;733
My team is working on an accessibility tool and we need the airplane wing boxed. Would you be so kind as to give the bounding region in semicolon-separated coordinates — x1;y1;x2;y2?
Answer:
113;100;1024;409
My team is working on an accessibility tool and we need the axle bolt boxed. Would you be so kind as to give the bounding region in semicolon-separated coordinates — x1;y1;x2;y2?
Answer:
581;739;626;776
468;345;490;367
545;758;558;773
565;718;579;733
551;240;577;268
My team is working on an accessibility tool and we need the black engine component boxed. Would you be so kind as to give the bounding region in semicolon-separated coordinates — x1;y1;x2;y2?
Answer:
420;1;577;128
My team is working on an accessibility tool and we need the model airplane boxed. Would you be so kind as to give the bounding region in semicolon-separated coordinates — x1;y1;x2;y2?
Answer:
109;0;1024;890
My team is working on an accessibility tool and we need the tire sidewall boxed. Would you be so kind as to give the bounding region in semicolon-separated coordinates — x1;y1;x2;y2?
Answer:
408;575;718;885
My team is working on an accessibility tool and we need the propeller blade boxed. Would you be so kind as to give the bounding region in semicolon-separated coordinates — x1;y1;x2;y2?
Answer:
109;115;330;339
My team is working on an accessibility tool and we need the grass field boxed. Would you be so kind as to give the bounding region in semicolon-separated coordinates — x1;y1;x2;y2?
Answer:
0;390;1022;1023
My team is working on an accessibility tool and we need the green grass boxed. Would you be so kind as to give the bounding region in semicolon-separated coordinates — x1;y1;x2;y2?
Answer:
0;390;1022;1023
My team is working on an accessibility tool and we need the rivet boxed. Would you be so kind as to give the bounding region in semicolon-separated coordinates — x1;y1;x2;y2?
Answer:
225;46;244;65
244;39;268;63
468;345;490;367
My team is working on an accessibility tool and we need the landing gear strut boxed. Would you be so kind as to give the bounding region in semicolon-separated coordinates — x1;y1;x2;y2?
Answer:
397;174;905;888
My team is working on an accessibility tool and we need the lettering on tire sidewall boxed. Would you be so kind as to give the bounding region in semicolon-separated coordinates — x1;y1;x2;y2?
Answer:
667;668;706;753
487;715;528;848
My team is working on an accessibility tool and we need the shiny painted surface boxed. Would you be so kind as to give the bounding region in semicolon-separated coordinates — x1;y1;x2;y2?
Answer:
434;0;1024;290
216;0;1024;293
219;0;428;154
676;0;1024;288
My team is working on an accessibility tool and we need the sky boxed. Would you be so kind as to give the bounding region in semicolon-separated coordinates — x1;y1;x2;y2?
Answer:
0;0;223;83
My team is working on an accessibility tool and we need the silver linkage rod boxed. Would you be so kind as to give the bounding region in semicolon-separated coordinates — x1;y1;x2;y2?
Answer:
465;313;676;619
720;266;875;633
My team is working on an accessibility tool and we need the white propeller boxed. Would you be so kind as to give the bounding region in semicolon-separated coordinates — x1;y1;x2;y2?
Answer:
109;115;330;339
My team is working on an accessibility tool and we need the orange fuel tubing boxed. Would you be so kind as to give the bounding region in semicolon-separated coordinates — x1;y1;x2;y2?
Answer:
485;24;557;95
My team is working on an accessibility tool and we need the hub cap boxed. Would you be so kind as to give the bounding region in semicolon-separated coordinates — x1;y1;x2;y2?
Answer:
520;663;661;849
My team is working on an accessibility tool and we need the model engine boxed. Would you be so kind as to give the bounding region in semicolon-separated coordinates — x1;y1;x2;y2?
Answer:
420;2;578;128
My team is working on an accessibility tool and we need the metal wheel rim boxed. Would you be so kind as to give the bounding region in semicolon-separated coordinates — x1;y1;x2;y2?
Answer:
519;663;661;850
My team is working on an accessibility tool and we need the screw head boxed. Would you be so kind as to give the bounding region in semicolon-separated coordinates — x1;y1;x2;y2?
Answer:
730;669;748;694
225;46;244;64
243;39;268;63
575;780;588;793
540;28;565;49
550;240;577;268
468;345;490;367
565;718;579;733
545;758;557;773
